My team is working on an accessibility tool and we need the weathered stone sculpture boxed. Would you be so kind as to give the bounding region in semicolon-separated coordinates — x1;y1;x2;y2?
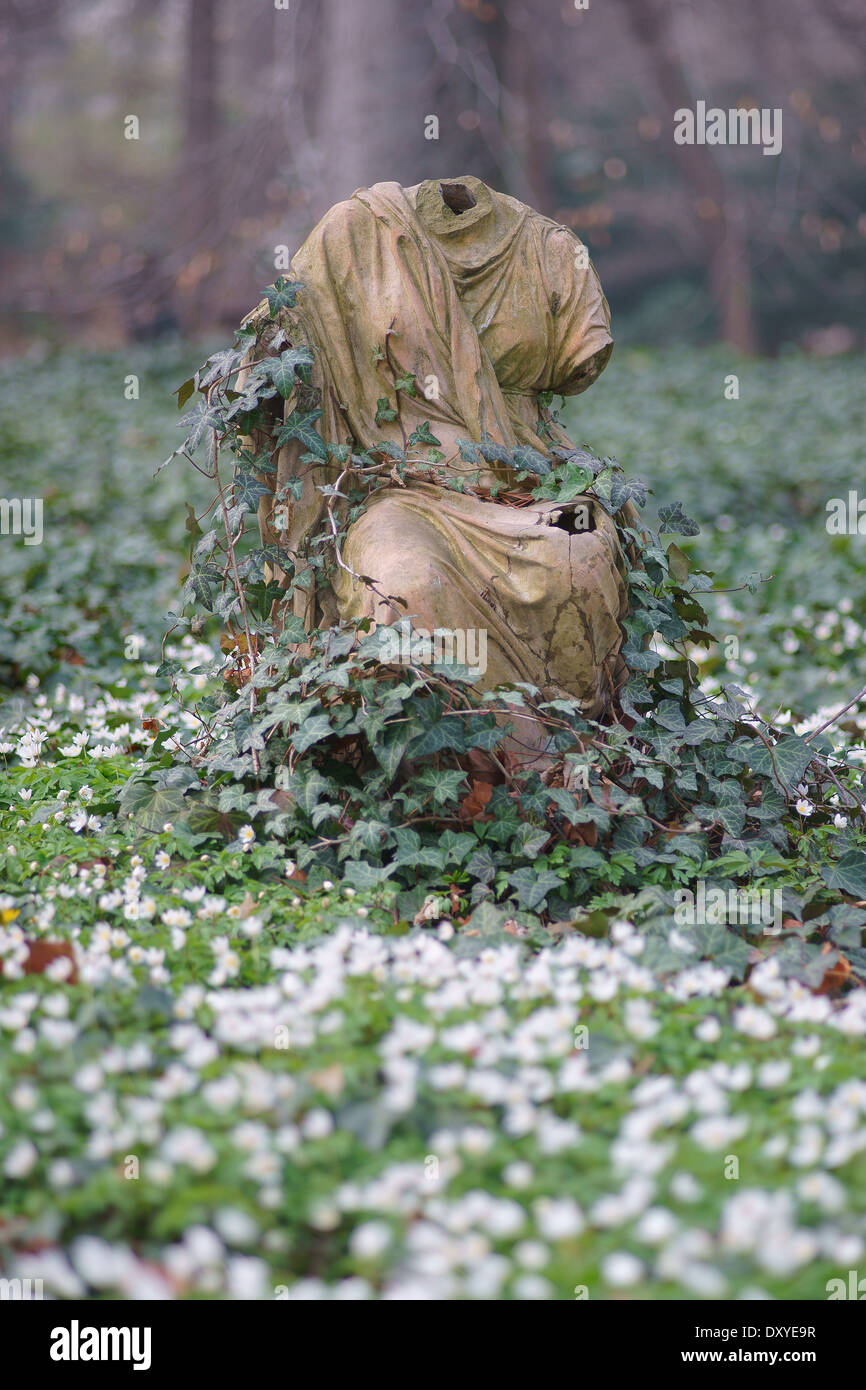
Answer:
242;176;629;734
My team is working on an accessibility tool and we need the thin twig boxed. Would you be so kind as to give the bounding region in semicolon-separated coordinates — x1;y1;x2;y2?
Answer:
804;684;866;743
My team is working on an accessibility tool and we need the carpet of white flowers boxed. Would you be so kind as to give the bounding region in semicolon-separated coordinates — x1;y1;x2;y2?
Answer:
2;346;866;1300
2;641;866;1302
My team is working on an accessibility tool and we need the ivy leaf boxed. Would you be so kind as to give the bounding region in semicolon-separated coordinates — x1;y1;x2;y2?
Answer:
457;439;483;465
264;277;303;316
290;713;334;754
691;923;750;980
276;769;331;817
654;699;686;732
407;716;468;760
694;800;746;837
507;867;564;910
550;461;593;501
467;848;499;884
376;441;405;462
233;472;273;512
414;768;467;807
276;409;329;461
622;640;661;672
658;501;700;536
375;397;398;425
476;432;513;467
258;347;314;397
512;445;552;476
347;820;390;854
178;401;222;453
450;901;523;954
610;473;648;510
407;422;441;447
199;348;244;391
185;803;247;842
277;612;307;644
175;376;196;410
748;735;814;790
666;542;691;584
546;786;580;821
820;851;866;899
342;859;398;890
118;780;189;833
371;728;412;781
512;824;551;858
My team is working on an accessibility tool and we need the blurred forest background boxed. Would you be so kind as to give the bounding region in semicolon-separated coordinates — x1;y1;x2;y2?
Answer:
1;0;864;356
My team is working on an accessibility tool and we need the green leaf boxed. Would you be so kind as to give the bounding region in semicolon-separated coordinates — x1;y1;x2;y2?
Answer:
820;850;866;899
407;422;441;447
290;713;334;754
694;800;746;837
414;768;467;807
276;769;330;816
666;542;691;584
185;803;247;842
259;347;314;397
275;408;328;461
654;699;686;732
507;867;564;910
748;735;814;790
233;472;273;512
371;728;412;782
691;923;750;980
512;445;552;476
467;848;499;884
342;859;398;890
264;277;303;316
178;401;222;452
610;472;647;510
118;780;189;833
658;501;700;536
199;348;244;390
175;376;196;410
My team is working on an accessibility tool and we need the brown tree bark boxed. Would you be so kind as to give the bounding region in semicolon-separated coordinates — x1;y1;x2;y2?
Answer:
618;0;757;353
183;0;220;202
172;0;221;331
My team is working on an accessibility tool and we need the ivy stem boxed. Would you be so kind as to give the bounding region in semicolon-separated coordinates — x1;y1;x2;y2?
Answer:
208;425;261;779
804;684;866;744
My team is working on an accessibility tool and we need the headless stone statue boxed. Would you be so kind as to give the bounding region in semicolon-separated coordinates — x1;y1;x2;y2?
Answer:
240;176;630;753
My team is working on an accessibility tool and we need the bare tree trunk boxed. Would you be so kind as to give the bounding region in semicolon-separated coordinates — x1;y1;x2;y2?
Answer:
315;0;429;213
424;0;512;192
173;0;221;331
183;0;219;208
503;0;554;212
314;0;523;216
618;0;757;353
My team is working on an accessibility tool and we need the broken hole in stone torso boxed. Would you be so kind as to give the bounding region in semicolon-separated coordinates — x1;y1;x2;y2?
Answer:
440;183;477;214
550;504;595;535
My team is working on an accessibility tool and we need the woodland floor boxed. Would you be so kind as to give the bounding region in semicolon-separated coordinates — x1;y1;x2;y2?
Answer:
1;344;865;1300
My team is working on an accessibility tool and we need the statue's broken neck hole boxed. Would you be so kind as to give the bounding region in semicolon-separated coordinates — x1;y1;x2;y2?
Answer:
439;182;477;215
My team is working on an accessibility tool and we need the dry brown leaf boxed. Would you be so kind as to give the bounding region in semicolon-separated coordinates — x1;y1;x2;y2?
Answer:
817;942;851;996
460;779;492;820
0;939;78;985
